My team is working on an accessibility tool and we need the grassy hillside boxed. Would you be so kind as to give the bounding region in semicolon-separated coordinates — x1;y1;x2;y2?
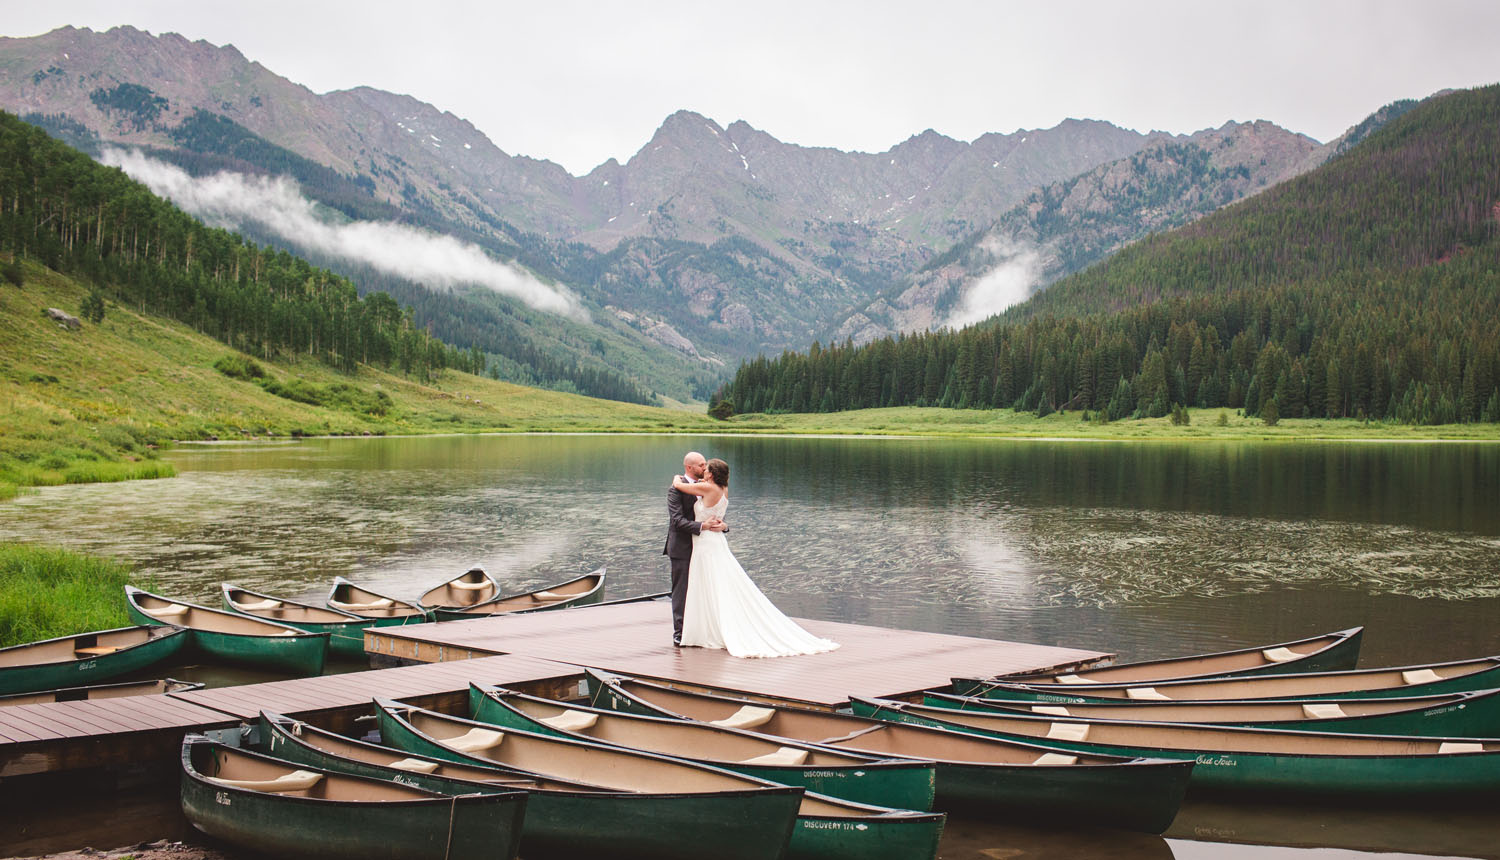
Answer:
0;258;711;498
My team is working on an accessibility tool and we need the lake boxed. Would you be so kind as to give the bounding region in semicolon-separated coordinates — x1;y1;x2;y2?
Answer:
1;433;1497;858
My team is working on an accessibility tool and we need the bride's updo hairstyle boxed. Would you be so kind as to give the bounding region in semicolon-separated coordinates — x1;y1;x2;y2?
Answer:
707;458;729;488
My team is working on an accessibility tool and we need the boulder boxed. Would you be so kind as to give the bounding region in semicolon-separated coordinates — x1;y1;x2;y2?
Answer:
45;307;81;330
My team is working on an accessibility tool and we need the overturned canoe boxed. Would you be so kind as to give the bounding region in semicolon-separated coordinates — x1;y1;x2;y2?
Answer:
924;687;1500;738
0;624;188;695
954;655;1500;704
851;696;1500;803
432;569;607;621
125;585;328;675
468;683;936;811
0;677;201;706
180;734;527;860
325;577;431;626
585;670;1191;834
377;698;944;860
222;583;374;659
1002;627;1364;686
374;698;800;860
418;567;499;611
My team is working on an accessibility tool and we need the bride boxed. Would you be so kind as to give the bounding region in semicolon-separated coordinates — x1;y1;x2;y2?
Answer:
673;459;839;658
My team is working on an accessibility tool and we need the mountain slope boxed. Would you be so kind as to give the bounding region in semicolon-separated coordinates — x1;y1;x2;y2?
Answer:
719;85;1500;426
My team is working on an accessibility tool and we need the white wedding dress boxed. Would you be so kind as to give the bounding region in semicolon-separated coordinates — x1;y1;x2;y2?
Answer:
680;493;839;658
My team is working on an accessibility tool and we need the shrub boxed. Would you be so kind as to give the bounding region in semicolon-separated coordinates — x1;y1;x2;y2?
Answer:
1;260;21;287
708;398;735;420
80;289;106;324
213;354;266;380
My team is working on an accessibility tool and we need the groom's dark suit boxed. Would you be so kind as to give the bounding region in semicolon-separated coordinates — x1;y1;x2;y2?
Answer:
664;481;702;645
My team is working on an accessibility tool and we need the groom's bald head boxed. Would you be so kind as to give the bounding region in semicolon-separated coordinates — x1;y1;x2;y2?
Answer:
684;451;707;479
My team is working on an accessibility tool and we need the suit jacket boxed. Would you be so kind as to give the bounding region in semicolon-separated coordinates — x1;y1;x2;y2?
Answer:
663;483;701;560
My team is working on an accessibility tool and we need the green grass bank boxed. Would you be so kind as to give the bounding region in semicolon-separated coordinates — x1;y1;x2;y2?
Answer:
0;544;141;649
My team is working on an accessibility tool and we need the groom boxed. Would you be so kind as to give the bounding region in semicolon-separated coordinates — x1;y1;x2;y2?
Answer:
665;450;726;646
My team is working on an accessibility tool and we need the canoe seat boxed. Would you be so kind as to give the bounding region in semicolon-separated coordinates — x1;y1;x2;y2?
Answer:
533;590;566;600
1402;669;1443;685
447;728;505;753
710;705;776;730
1301;703;1347;719
389;757;441;774
539;709;599;732
207;769;322;793
1438;742;1485;754
450;580;492;591
231;597;282;611
153;603;190;618
273;629;300;636
1046;722;1090;742
1054;674;1098;685
1032;705;1072;716
330;597;393;611
740;746;809;767
74;646;119;657
1262;647;1300;663
1032;752;1079;766
1126;687;1170;701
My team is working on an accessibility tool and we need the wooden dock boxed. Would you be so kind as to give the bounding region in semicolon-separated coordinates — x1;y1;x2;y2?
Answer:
0;598;1107;781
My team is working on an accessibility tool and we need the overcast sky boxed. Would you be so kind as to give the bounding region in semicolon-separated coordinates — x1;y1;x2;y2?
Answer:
7;1;1500;175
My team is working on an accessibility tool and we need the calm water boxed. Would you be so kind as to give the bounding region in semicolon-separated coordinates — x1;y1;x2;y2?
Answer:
1;434;1498;858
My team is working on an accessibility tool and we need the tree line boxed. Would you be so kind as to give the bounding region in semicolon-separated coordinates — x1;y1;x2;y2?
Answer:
0;110;483;381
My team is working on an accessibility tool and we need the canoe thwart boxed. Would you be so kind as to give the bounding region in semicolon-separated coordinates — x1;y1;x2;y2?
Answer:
710;705;775;729
206;770;323;792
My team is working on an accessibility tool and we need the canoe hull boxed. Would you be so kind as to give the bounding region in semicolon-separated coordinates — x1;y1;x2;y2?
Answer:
0;626;188;695
220;590;374;659
375;703;800;860
180;742;525;860
467;686;936;812
855;700;1500;804
127;594;327;675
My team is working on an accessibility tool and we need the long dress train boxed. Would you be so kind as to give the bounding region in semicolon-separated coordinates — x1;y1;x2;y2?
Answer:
679;494;839;658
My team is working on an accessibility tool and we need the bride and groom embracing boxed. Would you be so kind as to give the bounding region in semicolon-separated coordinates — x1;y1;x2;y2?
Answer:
664;451;839;659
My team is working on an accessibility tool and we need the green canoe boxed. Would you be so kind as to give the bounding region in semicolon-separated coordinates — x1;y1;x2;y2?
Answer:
1002;627;1364;687
923;687;1500;738
375;698;800;860
417;567;500;611
585;670;1191;835
125;585;328;675
850;696;1500;804
377;698;943;860
432;568;607;621
468;683;937;811
953;655;1500;704
0;624;188;695
221;583;375;659
180;734;526;860
326;577;432;627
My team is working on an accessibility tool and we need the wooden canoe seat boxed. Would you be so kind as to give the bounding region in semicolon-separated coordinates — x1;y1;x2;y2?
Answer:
153;603;190;618
1262;647;1300;662
450;580;492;591
1054;674;1098;685
447;727;505;753
710;705;776;730
1402;668;1443;685
208;770;322;792
539;709;599;732
1301;703;1347;719
1032;705;1072;716
1032;752;1079;766
1046;722;1090;742
388;757;441;774
1126;687;1170;701
74;646;119;657
1437;742;1485;754
232;597;282;611
330;597;393;611
533;590;566;600
740;746;809;767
